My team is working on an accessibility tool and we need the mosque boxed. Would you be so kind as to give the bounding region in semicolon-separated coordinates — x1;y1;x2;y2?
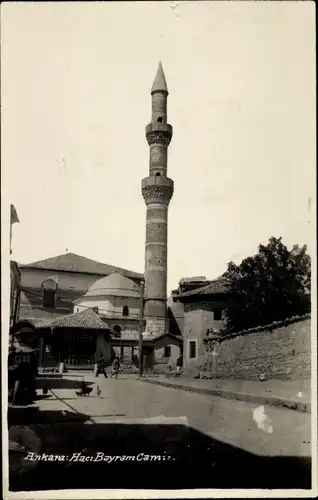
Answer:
15;63;184;372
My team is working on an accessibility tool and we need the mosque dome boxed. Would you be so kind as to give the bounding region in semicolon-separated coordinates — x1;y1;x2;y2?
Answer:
84;272;140;298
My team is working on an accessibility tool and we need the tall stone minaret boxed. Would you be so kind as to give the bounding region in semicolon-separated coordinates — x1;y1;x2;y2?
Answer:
141;62;174;336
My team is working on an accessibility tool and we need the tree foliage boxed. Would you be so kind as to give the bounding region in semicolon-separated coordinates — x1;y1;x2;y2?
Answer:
223;237;311;333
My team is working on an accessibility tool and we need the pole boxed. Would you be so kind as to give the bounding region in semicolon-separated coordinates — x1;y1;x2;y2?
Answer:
138;279;145;377
13;285;21;326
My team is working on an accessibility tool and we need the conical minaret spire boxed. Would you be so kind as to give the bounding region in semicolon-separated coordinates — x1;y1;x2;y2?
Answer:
151;61;168;95
141;63;174;336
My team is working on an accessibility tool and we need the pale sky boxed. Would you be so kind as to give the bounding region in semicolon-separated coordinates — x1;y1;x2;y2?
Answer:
2;2;316;294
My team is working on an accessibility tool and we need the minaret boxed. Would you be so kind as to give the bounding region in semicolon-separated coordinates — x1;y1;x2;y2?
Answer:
141;62;174;336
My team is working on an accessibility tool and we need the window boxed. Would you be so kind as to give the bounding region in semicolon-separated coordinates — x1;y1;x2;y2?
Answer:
189;341;196;359
113;325;122;337
42;290;55;308
214;308;223;321
41;278;57;309
157;117;163;122
123;305;129;316
164;346;171;357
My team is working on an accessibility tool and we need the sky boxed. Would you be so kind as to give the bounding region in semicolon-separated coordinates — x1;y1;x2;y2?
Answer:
2;1;316;294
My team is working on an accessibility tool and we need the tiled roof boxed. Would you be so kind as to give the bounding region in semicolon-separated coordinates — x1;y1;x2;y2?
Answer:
33;308;114;332
142;331;182;343
100;315;139;321
19;253;143;279
10;320;39;335
176;278;229;299
153;332;183;342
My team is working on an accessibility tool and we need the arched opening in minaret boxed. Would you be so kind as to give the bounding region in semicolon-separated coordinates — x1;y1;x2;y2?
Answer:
157;117;163;123
156;172;161;176
123;305;129;316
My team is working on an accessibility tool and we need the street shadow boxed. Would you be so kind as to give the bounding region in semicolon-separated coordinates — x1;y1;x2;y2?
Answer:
8;405;90;427
46;397;105;401
8;418;311;492
36;378;94;390
34;395;52;401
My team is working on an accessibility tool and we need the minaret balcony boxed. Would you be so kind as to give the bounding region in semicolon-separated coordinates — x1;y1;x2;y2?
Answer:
141;176;174;206
145;123;173;146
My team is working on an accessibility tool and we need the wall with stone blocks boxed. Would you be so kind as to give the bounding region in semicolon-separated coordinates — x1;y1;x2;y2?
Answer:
146;317;167;335
214;318;311;380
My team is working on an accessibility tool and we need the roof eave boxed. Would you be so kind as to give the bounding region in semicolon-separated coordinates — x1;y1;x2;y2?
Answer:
19;264;143;280
176;291;229;302
83;292;140;299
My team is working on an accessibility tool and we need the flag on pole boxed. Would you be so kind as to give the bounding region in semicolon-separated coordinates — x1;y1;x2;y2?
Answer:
10;204;19;225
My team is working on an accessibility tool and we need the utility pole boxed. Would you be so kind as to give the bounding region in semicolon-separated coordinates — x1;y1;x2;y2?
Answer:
138;279;145;377
13;284;21;327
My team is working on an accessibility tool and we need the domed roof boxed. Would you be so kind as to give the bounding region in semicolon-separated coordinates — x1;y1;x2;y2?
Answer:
84;272;140;298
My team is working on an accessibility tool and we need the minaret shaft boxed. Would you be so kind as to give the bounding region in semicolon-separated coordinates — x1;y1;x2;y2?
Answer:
141;63;174;336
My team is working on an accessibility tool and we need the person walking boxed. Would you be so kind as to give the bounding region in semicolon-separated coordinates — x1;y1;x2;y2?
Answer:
167;358;173;372
132;354;139;374
96;354;108;378
111;356;120;379
176;355;183;377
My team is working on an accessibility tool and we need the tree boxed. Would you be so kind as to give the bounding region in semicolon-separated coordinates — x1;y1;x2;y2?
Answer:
290;244;311;291
223;237;311;333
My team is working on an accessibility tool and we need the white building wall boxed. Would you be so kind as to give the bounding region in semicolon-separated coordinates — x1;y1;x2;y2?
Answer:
74;296;139;318
75;295;140;340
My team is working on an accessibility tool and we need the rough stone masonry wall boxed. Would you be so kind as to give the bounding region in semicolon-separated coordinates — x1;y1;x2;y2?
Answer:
215;317;311;380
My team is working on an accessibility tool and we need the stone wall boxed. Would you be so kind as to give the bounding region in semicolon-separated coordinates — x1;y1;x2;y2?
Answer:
211;317;311;381
146;317;168;336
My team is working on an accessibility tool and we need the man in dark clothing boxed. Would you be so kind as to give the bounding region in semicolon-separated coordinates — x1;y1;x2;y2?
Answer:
9;346;38;405
96;354;108;378
132;354;139;374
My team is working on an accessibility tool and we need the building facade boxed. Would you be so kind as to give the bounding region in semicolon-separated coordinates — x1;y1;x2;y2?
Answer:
74;272;141;364
18;252;143;323
17;252;182;371
173;277;230;374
